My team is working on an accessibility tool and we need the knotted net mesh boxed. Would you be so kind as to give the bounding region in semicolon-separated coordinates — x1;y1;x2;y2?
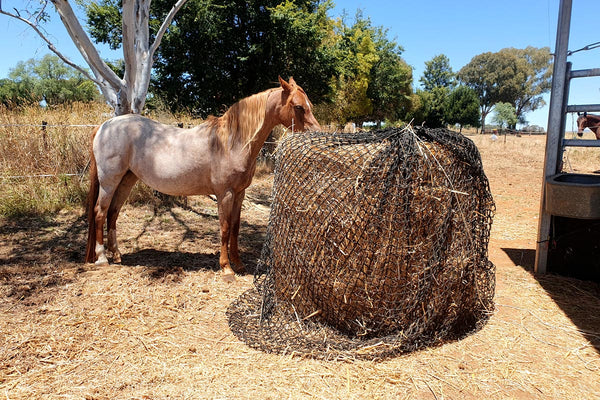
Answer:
228;126;495;360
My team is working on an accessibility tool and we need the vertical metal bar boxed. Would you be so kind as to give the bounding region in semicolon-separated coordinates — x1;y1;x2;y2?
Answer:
557;62;572;172
535;0;572;274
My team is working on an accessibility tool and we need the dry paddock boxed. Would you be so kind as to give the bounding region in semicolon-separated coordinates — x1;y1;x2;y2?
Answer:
1;133;599;400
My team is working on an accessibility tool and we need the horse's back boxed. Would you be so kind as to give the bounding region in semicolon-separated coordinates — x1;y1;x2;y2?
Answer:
94;115;185;157
94;114;218;196
97;114;171;140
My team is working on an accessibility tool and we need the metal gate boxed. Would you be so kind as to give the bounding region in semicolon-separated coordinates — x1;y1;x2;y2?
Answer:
535;0;600;281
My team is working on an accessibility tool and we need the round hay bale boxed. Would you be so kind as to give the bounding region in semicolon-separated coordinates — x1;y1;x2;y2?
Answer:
228;126;495;360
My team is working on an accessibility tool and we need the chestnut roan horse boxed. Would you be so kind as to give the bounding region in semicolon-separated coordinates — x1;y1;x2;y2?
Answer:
86;77;321;281
577;112;600;139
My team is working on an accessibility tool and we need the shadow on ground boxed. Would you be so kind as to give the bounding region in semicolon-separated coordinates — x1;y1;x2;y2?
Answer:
120;247;258;277
0;203;264;300
502;247;600;355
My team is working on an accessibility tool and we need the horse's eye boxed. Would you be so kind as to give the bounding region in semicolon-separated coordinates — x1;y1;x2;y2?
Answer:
294;105;304;112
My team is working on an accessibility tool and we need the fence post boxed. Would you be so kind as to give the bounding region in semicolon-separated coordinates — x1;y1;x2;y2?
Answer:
41;120;48;149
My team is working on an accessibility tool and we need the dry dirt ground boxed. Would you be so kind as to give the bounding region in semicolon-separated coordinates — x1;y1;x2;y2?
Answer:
1;133;600;399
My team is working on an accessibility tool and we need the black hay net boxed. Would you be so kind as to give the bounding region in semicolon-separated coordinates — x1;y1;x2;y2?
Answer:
228;126;496;361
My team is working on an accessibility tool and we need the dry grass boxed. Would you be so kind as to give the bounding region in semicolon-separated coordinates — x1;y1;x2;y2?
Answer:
0;114;600;399
0;103;210;216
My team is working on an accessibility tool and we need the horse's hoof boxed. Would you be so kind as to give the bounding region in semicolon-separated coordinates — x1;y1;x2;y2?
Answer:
232;263;246;274
222;273;236;283
95;258;109;266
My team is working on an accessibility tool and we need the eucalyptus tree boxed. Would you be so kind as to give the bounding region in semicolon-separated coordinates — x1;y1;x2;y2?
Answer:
500;46;552;125
457;51;527;132
458;47;551;131
0;0;188;115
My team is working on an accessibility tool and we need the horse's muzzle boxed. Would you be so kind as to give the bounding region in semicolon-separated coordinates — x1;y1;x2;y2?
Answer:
577;131;584;137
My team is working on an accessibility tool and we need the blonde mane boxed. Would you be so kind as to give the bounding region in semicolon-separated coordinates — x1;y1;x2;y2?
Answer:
206;88;279;150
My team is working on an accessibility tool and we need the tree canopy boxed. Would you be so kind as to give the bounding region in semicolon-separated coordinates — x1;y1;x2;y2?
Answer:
419;54;455;91
321;11;412;126
0;54;100;107
492;102;518;129
457;47;551;131
85;2;413;123
1;1;550;130
366;25;413;126
444;85;480;132
413;54;456;128
499;46;552;125
84;0;337;116
457;51;522;132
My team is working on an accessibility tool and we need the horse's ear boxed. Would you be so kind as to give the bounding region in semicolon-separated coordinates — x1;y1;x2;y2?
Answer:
289;77;297;86
578;112;582;116
584;112;588;117
279;76;292;93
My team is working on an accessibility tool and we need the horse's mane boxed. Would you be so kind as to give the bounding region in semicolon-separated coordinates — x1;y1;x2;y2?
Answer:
206;88;279;150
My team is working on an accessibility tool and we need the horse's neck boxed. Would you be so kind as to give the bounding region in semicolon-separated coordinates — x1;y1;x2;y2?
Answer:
245;117;278;162
242;90;281;162
204;89;280;167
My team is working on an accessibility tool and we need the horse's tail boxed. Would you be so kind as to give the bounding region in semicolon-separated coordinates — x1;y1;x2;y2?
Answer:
85;126;101;263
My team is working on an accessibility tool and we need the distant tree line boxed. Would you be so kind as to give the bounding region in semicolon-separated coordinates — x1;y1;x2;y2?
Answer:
0;54;100;107
0;0;552;131
412;47;552;132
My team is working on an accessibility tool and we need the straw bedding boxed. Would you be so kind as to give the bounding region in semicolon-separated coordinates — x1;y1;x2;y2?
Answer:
228;126;495;360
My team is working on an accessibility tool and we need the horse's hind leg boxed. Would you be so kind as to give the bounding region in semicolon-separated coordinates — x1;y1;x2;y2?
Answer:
94;174;128;265
107;171;138;263
94;190;113;265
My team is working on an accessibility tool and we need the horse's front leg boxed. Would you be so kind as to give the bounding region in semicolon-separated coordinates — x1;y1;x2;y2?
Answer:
229;190;246;274
217;190;237;282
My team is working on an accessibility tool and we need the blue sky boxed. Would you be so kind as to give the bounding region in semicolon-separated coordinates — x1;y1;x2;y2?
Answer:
1;0;599;129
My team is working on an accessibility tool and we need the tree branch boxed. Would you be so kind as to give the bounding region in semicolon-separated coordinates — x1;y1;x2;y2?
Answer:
121;0;137;90
51;0;124;90
0;6;99;85
150;0;188;56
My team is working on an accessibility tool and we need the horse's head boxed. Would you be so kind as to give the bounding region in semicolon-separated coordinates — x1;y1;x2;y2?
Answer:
577;112;588;137
276;76;321;133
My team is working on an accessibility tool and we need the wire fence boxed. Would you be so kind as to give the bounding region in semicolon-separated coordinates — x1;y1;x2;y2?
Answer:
0;120;549;182
0;120;93;180
0;120;282;182
0;123;97;128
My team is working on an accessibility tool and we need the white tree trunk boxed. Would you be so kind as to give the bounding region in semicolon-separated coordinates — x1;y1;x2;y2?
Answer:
1;0;188;116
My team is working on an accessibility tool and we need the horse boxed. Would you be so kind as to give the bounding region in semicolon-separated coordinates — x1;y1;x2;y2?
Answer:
85;76;321;282
577;112;600;139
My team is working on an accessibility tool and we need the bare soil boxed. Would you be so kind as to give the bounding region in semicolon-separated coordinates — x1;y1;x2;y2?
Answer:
1;133;599;399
